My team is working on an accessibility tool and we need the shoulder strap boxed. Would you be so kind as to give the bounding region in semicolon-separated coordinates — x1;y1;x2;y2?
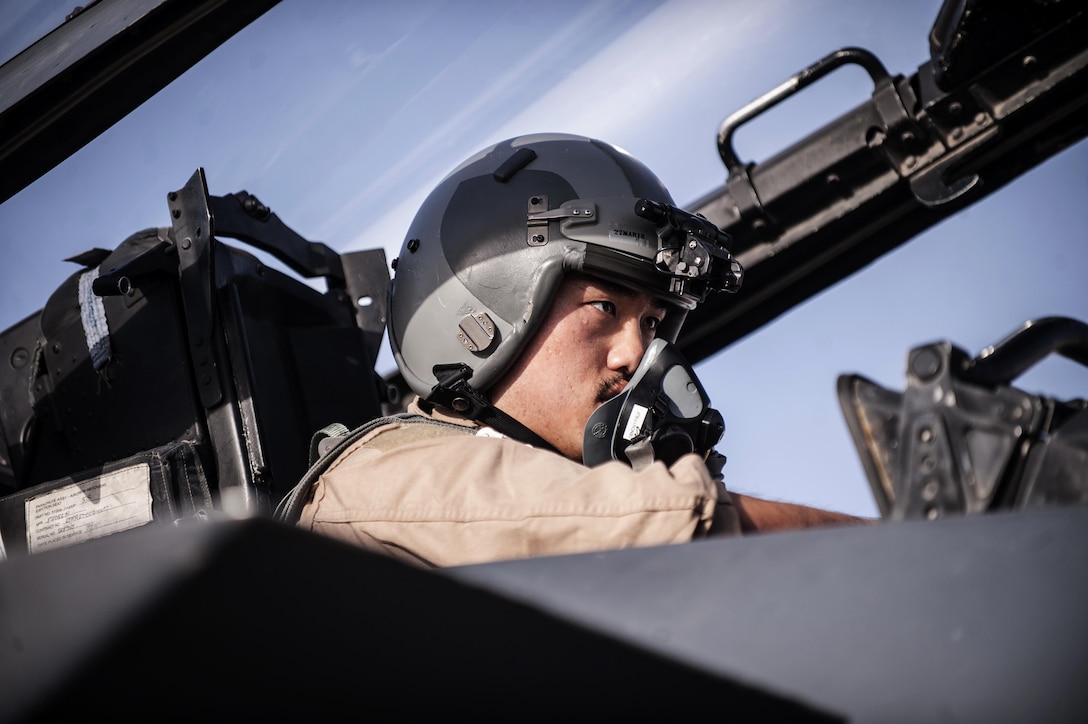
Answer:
273;413;470;525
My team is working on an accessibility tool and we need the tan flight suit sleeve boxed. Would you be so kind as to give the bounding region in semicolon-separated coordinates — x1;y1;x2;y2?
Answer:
297;421;740;568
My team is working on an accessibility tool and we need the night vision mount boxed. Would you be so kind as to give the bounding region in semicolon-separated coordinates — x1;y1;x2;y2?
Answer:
635;198;744;299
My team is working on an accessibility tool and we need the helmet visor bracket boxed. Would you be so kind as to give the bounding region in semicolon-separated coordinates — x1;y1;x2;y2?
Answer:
527;195;597;246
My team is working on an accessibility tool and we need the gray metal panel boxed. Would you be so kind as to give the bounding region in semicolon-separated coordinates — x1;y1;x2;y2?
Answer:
1;497;1085;720
0;518;837;720
449;506;1088;722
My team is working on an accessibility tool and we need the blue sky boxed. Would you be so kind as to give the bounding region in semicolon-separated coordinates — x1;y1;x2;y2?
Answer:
1;0;1085;517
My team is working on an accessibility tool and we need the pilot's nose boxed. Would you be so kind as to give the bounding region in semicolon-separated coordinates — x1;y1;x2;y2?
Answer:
607;318;650;376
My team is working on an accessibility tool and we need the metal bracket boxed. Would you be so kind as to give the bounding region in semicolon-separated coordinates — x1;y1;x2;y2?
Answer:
839;318;1088;520
91;239;177;298
527;195;550;246
527;196;597;246
167;168;222;408
908;125;997;207
208;191;345;282
340;248;391;370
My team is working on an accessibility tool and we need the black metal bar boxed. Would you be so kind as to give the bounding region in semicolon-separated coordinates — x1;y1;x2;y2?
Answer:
969;317;1088;387
0;0;281;204
209;192;346;283
168;169;223;408
679;4;1088;365
717;47;891;171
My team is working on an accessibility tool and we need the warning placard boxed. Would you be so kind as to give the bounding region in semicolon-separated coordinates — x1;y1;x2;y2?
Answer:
25;465;153;553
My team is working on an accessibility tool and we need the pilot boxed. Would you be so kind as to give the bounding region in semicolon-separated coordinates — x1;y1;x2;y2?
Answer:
290;133;869;567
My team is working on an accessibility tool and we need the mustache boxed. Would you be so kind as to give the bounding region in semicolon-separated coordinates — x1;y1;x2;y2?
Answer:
596;374;630;403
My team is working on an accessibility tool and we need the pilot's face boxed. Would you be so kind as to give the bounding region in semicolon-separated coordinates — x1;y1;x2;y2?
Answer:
489;274;666;461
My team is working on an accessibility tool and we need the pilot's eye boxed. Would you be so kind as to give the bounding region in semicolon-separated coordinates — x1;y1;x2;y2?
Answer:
589;300;616;315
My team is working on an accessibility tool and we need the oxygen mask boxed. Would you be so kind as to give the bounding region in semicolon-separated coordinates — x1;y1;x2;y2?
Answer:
583;338;726;473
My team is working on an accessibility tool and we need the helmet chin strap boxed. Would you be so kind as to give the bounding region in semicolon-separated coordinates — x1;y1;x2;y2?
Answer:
423;363;559;454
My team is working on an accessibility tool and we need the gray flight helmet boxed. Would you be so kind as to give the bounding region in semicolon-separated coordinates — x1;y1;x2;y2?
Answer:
388;132;738;398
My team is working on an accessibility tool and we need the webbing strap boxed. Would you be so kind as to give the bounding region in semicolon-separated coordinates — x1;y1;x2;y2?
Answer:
308;422;350;466
78;267;112;370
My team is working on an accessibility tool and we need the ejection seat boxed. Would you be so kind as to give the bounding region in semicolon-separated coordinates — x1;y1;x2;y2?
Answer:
0;169;391;557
